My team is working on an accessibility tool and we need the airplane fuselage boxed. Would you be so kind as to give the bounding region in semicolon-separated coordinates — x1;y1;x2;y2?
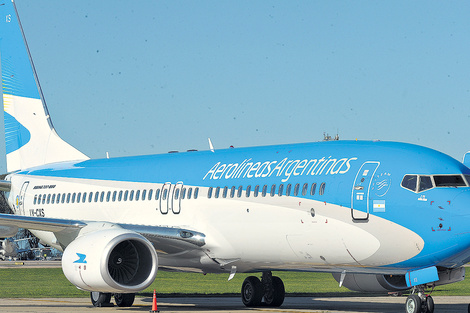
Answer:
5;140;470;275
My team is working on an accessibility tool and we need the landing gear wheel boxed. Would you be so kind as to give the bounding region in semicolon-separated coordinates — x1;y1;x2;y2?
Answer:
425;296;434;313
405;294;421;313
114;293;135;307
264;276;285;307
90;292;112;307
241;276;263;307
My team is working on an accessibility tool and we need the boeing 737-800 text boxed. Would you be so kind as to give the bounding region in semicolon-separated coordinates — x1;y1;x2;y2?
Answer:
1;2;470;312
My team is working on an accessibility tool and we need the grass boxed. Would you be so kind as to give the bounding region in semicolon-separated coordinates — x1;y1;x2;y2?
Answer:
0;267;470;298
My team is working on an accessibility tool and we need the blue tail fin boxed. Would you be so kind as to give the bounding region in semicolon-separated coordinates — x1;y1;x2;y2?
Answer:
1;0;88;172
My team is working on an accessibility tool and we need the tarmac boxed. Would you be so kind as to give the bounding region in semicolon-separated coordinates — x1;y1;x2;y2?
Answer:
0;295;470;313
1;261;470;312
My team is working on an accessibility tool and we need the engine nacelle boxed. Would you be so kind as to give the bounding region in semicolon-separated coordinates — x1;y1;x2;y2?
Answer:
332;273;408;292
62;227;158;293
332;267;465;293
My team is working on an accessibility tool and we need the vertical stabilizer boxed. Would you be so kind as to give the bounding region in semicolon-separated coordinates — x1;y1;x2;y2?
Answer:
0;1;88;172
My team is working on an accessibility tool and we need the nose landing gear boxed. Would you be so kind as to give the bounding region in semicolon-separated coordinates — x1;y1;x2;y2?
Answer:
405;285;434;313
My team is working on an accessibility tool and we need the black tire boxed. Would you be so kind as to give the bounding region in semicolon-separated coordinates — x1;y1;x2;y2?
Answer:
241;276;263;307
114;293;135;307
264;276;285;307
405;294;421;313
425;296;434;313
90;292;112;307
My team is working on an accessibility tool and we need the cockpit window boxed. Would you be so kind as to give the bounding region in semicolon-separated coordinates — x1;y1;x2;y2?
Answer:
434;175;467;187
418;176;433;192
402;174;470;193
402;175;417;191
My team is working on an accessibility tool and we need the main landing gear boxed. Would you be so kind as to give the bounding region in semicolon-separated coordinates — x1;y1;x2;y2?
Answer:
405;285;434;313
90;292;135;307
241;271;285;307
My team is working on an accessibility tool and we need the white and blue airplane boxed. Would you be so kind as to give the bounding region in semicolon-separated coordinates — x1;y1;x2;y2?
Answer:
1;1;470;312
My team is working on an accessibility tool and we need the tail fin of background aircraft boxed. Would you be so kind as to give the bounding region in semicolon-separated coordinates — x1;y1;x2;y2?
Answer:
0;1;88;172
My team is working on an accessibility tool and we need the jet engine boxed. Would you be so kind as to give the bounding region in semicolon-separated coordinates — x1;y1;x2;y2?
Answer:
332;267;465;292
62;227;158;293
332;273;408;292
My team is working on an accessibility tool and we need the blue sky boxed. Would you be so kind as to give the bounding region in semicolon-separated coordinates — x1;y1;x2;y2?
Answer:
1;1;469;173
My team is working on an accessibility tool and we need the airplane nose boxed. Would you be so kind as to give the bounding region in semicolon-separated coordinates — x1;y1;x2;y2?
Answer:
451;190;470;217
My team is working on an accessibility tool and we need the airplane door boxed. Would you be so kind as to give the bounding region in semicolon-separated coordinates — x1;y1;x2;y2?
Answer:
351;162;380;220
172;182;183;214
160;183;171;214
18;181;29;216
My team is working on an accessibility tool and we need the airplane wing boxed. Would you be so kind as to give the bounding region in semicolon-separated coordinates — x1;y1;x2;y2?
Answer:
0;213;205;254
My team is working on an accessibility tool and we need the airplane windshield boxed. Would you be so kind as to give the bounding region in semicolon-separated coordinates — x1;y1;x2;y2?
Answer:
434;175;467;187
401;174;470;193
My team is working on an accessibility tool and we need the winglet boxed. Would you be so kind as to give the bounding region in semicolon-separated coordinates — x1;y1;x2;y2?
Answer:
463;152;470;168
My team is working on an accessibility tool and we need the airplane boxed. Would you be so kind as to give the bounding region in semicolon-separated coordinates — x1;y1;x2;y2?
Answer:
1;1;470;312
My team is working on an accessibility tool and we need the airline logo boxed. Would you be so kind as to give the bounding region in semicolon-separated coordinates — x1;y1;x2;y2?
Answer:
73;253;87;264
204;156;358;182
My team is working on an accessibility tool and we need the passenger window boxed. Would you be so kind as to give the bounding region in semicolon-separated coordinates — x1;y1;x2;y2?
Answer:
237;186;243;198
188;187;193;199
71;193;76;203
230;186;236;198
88;192;93;203
181;188;186;199
51;194;55;204
100;192;105;202
42;194;46;204
302;183;308;196
82;192;87;203
278;184;284;196
34;195;38;205
135;190;140;201
402;175;418;192
106;191;111;202
112;191;117;202
208;187;213;199
148;189;153;200
319;183;326;195
94;192;99;202
262;185;268;197
142;190;146;200
222;186;228;198
246;185;251;197
66;193;71;203
47;194;51;204
61;194;66;204
124;190;129;201
294;183;300;196
419;176;433;192
286;184;291;196
155;189;160;200
310;183;316;196
162;189;167;200
215;187;220;198
174;188;180;200
194;187;199;199
129;190;134;201
254;185;259;197
270;184;276;197
77;193;81;203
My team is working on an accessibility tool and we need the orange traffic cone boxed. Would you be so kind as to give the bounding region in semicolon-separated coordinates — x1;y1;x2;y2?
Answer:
150;289;159;312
